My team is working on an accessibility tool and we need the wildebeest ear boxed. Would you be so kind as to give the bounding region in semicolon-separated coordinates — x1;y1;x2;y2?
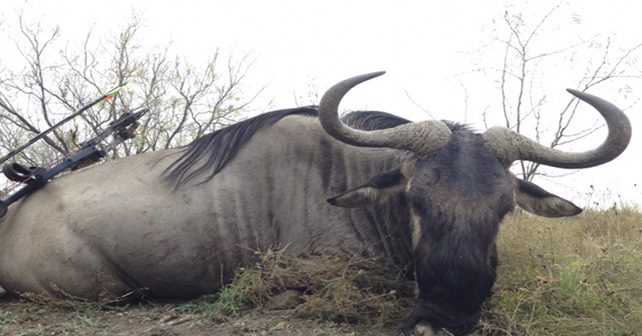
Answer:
512;177;582;217
327;167;408;208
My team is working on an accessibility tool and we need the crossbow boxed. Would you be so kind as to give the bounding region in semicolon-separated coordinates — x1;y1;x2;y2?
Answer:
0;84;147;218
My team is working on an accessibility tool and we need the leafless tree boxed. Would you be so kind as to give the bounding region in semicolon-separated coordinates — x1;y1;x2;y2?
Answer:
493;4;641;181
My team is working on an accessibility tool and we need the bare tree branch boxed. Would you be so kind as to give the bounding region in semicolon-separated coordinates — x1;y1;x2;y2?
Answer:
493;4;641;181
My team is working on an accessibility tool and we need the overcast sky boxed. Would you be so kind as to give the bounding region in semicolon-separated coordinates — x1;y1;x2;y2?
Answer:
2;0;641;208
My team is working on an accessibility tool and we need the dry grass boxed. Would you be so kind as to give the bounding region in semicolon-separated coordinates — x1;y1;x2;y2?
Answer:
186;249;416;325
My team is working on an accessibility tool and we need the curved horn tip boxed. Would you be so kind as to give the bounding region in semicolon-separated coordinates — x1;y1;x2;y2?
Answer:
320;71;387;107
566;88;591;100
351;71;386;83
368;70;386;77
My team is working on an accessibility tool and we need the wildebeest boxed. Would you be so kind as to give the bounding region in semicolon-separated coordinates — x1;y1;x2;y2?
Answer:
0;72;631;335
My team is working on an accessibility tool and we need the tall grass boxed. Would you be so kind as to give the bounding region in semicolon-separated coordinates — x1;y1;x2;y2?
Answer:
477;207;642;335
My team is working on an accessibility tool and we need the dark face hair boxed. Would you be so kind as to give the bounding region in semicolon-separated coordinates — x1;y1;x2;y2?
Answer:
404;130;514;335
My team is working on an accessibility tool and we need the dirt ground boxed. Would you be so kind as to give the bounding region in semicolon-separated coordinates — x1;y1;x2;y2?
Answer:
0;290;400;336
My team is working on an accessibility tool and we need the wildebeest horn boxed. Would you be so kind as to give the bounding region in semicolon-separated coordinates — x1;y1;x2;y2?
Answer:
319;72;452;158
483;89;632;168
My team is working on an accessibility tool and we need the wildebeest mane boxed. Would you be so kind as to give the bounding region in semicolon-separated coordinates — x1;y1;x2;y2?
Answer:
163;108;418;187
164;107;316;187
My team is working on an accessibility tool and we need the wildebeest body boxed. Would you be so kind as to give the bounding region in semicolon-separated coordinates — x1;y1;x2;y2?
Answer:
0;111;415;299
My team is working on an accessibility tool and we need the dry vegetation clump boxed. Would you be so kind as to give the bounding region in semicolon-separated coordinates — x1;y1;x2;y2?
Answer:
190;248;416;325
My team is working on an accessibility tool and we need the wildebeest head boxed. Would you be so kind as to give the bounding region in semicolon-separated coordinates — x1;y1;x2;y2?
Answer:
319;72;631;335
